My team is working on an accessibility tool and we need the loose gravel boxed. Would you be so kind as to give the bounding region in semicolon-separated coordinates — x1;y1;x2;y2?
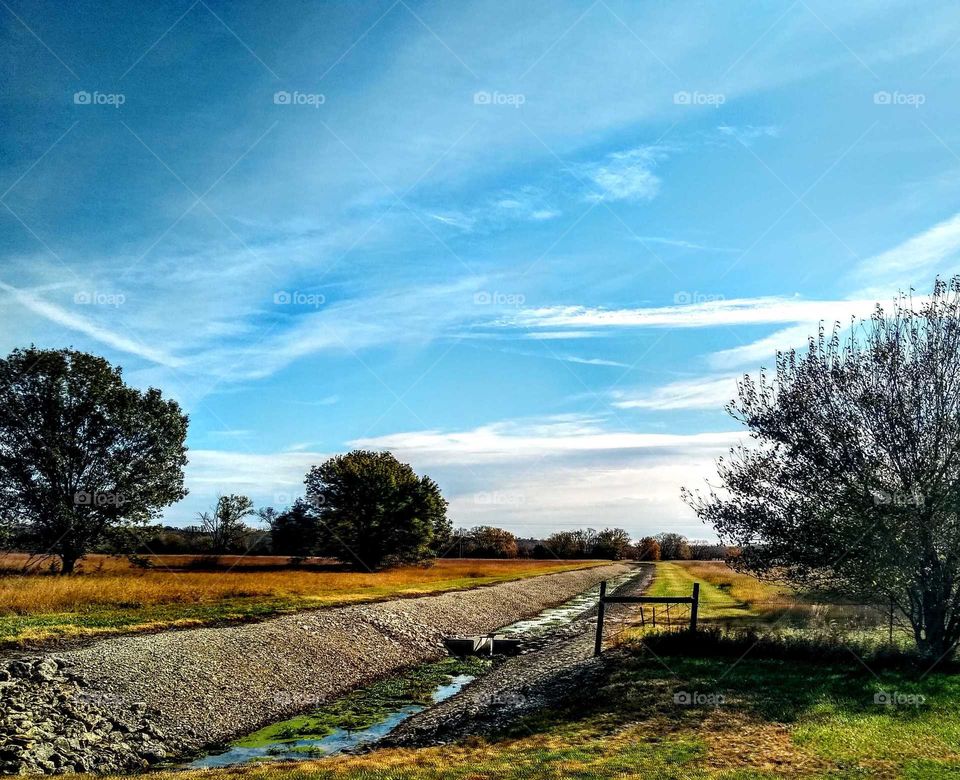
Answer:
8;562;631;771
381;563;654;747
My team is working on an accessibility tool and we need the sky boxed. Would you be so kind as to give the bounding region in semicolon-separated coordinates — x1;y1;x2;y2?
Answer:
3;1;960;539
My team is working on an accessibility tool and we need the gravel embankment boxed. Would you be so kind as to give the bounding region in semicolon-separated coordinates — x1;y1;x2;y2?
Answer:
0;658;175;774
39;563;630;767
381;563;654;747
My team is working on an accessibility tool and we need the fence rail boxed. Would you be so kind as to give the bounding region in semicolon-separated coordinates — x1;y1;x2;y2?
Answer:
594;580;700;656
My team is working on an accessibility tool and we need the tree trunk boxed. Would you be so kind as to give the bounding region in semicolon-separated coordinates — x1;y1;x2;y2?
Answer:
59;554;78;575
914;587;958;662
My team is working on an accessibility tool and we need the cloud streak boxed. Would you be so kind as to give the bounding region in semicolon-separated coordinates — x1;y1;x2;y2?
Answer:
0;281;182;368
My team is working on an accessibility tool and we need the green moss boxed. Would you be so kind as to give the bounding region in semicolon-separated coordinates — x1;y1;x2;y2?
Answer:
234;657;491;748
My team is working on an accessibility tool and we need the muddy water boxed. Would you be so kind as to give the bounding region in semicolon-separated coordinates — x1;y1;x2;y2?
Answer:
187;674;475;768
187;565;645;768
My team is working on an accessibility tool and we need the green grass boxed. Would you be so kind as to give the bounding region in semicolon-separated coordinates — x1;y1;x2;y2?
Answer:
147;646;960;779
645;562;758;621
234;657;491;748
114;563;960;778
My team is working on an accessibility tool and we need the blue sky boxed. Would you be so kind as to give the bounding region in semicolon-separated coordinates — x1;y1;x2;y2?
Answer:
3;1;960;538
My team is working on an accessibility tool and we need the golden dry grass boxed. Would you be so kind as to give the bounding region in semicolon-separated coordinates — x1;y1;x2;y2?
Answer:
0;555;604;647
669;560;796;612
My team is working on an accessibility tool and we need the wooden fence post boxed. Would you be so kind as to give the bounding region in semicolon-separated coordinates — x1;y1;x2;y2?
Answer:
594;580;607;657
888;596;894;646
690;583;700;632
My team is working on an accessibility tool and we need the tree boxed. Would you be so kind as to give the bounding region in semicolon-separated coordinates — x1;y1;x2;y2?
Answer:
592;528;633;560
469;526;519;558
304;450;450;569
656;533;691;560
270;499;322;558
198;494;255;554
688;541;727;560
0;347;188;573
635;536;661;561
543;531;578;558
684;278;960;660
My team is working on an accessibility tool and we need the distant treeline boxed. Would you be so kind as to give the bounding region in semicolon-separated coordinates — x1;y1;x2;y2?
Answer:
5;521;728;562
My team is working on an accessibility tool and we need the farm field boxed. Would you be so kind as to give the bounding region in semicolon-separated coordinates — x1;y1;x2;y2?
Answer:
0;554;604;648
148;561;960;779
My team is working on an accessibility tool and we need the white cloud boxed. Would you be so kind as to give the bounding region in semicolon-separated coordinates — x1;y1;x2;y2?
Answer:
428;211;477;231
582;146;664;202
708;323;819;369
0;280;182;368
349;416;740;537
507;296;878;331
169;448;329;523
853;211;960;290
428;188;562;233
560;355;630;368
716;124;780;144
631;235;740;252
351;417;739;465
521;330;601;340
613;374;743;411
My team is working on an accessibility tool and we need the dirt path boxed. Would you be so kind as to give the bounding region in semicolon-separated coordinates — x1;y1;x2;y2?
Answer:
381;563;654;747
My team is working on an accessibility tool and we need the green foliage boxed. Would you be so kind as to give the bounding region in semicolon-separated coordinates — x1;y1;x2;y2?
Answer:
304;450;450;569
464;526;519;558
543;527;635;559
0;347;188;573
270;499;323;557
592;528;633;560
198;494;257;554
656;532;691;560
685;277;960;659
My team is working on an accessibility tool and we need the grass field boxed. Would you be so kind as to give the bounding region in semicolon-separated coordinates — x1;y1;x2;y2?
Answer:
146;653;960;778
0;554;604;648
644;560;795;622
145;560;960;779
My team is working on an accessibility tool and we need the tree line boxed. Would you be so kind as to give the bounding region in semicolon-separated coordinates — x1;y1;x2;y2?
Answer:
0;354;719;573
7;277;960;660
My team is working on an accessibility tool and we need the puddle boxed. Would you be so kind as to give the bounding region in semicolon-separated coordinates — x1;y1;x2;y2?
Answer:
185;565;646;769
186;674;475;768
498;566;647;636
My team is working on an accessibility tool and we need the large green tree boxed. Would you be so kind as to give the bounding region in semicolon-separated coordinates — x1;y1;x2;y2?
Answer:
0;347;188;573
684;279;960;660
304;450;450;569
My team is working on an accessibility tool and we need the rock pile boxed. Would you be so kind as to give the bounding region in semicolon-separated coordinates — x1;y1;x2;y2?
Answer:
0;657;183;775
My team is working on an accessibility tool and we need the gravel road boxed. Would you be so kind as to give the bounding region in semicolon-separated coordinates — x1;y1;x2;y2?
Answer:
381;563;654;747
55;563;631;756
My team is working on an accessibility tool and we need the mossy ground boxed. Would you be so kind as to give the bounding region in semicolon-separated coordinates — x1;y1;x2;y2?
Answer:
233;657;491;748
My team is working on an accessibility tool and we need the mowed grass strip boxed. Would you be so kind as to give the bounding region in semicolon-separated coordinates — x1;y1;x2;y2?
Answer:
646;561;797;623
0;555;605;647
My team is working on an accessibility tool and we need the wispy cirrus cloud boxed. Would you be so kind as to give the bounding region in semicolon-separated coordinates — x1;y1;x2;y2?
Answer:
426;186;561;234
503;297;879;331
0;280;182;367
351;417;739;464
581;145;666;202
852;211;960;295
716;124;780;144
613;374;744;411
